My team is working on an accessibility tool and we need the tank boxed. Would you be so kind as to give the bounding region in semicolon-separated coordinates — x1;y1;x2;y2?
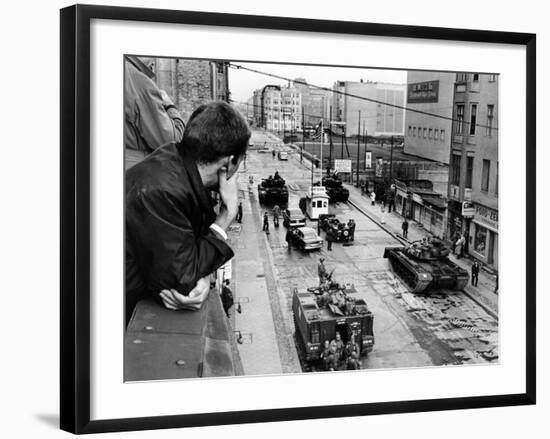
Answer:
384;238;469;293
292;280;374;363
315;175;349;202
257;173;289;205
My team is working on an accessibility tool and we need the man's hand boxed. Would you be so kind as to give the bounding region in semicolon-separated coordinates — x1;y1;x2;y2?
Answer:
215;169;239;230
159;277;210;311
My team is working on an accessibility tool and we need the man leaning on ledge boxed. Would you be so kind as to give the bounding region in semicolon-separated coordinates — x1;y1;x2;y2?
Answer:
125;101;251;325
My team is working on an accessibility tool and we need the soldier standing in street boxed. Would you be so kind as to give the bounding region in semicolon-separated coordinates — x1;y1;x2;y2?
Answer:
318;257;328;283
326;227;334;251
285;228;292;252
220;279;234;318
348;219;356;241
263;211;270;234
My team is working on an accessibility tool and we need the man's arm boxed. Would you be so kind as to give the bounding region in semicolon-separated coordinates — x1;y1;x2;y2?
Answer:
133;70;185;149
128;188;234;297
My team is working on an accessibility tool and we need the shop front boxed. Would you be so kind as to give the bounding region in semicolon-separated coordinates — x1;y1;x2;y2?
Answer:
469;203;499;269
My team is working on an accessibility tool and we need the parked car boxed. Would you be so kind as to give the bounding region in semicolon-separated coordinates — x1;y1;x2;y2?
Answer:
288;227;323;251
283;208;306;228
278;151;289;160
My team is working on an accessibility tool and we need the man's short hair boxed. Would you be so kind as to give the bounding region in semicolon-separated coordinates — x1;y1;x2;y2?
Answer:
178;101;251;163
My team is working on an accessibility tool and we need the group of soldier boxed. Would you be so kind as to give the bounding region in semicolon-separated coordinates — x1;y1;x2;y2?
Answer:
322;218;356;251
319;331;362;371
316;258;357;316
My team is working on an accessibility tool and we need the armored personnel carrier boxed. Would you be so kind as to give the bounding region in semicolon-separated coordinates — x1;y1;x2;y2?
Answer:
292;279;374;363
384;238;469;293
257;172;289;205
314;175;349;202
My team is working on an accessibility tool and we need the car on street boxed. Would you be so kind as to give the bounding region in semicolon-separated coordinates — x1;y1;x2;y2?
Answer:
283;208;306;228
318;213;352;242
288;227;323;251
278;150;289;160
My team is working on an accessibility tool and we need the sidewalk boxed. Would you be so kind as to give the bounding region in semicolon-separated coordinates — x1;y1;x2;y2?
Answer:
344;183;499;317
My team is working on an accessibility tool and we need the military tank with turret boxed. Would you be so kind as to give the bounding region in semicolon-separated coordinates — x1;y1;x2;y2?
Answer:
257;171;289;205
384;237;469;293
314;174;349;203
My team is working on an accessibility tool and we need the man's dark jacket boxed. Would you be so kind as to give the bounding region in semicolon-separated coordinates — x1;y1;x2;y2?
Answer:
125;142;234;321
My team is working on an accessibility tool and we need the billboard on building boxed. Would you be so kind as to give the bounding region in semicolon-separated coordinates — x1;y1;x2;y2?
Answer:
407;80;439;103
334;159;352;173
365;151;372;169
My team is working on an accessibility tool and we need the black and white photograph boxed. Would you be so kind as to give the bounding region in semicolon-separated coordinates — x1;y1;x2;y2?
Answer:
124;56;500;381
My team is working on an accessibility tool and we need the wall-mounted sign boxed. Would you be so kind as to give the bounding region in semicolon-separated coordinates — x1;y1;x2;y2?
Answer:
462;201;475;217
473;203;498;231
407;80;439;103
334;159;352;173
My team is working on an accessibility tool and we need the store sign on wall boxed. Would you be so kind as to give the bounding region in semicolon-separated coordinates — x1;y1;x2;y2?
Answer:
474;204;498;230
407;80;439;103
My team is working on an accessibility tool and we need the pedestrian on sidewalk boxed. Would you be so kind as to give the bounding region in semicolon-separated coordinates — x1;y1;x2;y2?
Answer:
272;150;276;159
401;218;409;239
221;279;234;318
370;190;376;206
380;205;386;224
236;202;243;223
471;260;480;287
263;211;270;234
455;234;466;259
285;228;292;252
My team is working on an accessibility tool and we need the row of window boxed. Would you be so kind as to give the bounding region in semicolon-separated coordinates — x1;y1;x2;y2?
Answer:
450;154;498;195
455;103;495;136
456;72;498;82
408;126;446;141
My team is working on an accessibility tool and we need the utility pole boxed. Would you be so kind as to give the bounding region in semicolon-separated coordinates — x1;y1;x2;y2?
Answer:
328;107;333;176
356;111;361;186
389;135;394;182
301;106;304;163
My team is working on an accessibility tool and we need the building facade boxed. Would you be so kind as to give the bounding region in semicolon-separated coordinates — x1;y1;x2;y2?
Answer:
254;84;302;132
293;78;331;127
403;71;455;165
332;80;405;137
142;57;230;123
447;73;499;269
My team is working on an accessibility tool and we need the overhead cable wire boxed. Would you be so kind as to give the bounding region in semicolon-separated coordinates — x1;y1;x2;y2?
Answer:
229;63;498;132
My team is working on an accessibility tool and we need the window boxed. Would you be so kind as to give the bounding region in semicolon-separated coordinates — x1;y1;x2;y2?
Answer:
450;153;461;186
472;73;479;82
469;104;477;135
465;156;474;189
428;128;433;139
434;129;439;140
474;224;487;255
457;72;467;82
423;128;427;138
486;104;495;136
489;74;497;82
440;129;445;141
413;127;417;137
481;159;490;192
408;125;412;136
456;104;465;134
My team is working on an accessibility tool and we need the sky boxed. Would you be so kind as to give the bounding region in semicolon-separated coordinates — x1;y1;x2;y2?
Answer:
228;61;407;103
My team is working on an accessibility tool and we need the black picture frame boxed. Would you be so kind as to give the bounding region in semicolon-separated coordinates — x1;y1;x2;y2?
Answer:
60;4;536;434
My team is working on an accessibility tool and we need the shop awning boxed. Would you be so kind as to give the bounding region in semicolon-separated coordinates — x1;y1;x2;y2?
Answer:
421;195;447;209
